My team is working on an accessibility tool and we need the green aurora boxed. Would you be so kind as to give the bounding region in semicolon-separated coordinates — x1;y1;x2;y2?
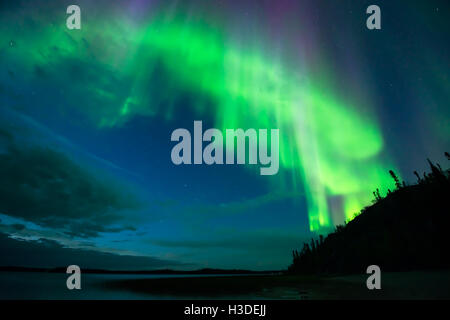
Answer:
1;4;399;232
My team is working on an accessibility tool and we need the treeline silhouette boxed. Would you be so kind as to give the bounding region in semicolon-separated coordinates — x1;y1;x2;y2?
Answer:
289;152;450;275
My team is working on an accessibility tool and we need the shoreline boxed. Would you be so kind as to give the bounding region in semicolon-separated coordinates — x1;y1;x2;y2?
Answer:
100;270;450;300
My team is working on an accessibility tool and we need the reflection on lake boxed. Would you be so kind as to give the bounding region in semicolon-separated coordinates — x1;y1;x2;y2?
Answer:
0;272;280;299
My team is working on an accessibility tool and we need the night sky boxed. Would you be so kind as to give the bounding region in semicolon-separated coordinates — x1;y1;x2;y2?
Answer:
0;0;448;270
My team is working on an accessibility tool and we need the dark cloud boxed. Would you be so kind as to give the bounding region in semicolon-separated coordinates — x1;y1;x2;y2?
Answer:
63;222;137;239
0;145;140;237
0;232;183;270
10;224;25;231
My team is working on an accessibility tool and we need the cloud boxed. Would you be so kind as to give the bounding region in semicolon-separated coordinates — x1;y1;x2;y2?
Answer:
10;224;26;231
0;232;184;270
0;217;143;257
0;144;140;237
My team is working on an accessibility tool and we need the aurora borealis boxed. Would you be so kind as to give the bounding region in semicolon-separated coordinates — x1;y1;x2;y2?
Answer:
0;0;448;270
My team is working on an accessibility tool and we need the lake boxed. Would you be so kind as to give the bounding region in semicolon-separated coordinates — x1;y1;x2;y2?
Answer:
0;271;265;299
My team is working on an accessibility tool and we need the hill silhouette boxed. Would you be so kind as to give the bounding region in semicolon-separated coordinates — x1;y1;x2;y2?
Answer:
289;152;450;275
0;266;277;275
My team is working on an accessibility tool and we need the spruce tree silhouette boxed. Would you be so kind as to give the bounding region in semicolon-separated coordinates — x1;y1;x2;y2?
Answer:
389;170;402;189
414;171;422;183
